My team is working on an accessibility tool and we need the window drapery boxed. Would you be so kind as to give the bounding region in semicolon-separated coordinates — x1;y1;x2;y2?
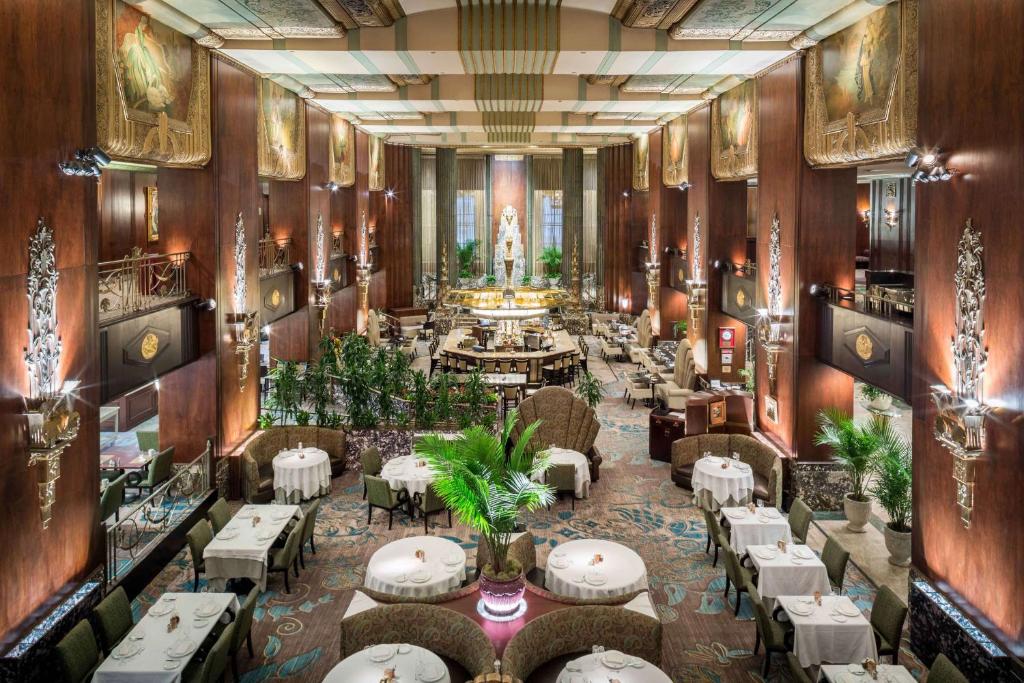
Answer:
531;155;563;276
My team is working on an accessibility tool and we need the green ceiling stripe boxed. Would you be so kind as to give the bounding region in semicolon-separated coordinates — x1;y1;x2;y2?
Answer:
636;31;667;76
572;76;586;113
594;15;619;77
431;77;440;100
345;29;381;76
394;17;420;74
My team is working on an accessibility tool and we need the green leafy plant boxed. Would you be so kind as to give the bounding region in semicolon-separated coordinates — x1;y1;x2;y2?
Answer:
521;276;531;286
539;246;563;277
456;240;478;278
575;371;606;410
338;333;378;429
303;356;335;426
672;320;688;339
410;370;436;429
813;408;887;501
431;372;455;424
485;274;497;286
460;368;497;430
415;413;553;577
295;409;311;427
860;384;886;402
266;359;302;423
258;412;275;430
738;365;755;393
871;423;912;532
321;412;344;430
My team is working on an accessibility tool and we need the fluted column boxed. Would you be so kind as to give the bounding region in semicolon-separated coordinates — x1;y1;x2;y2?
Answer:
562;147;583;293
435;148;457;287
411;149;422;289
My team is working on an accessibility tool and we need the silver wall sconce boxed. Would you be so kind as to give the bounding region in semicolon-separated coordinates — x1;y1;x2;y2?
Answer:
356;211;372;320
906;147;955;183
756;213;785;394
311;212;331;334
685;212;707;328
644;214;660;316
23;218;81;528
226;212;259;391
930;219;988;528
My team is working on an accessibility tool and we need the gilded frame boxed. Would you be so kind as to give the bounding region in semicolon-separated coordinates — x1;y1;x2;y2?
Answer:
95;0;211;168
711;80;758;180
257;78;306;181
329;115;355;188
804;0;918;168
632;133;650;191
662;114;688;186
369;135;386;191
145;186;159;242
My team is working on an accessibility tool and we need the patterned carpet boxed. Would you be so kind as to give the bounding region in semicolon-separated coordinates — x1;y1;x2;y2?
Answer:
137;339;925;682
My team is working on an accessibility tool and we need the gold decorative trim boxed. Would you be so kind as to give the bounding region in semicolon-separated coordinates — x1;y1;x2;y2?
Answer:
662;114;688;186
711;79;758;180
804;0;918;168
95;0;212;168
257;78;307;181
329;114;355;187
632;133;650;191
369;135;386;191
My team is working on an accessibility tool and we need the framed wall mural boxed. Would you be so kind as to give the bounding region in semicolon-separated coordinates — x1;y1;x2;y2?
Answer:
329;115;355;187
95;0;211;167
711;79;758;180
368;135;386;191
145;186;159;242
257;78;306;181
804;0;918;167
662;114;688;187
632;133;650;191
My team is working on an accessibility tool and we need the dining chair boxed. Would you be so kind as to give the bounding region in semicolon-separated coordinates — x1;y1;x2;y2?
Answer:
365;475;409;530
722;543;755;616
870;585;908;664
230;588;260;681
787;497;813;544
183;621;234;683
702;509;726;567
130;445;174;496
298;498;321;569
747;581;793;677
134;430;159;453
785;652;812;683
484;359;497;373
99;473;127;524
415;484;452;533
821;536;850;595
499;359;512;374
547;463;578;510
927;654;969;683
55;619;103;683
360;446;382;500
268;525;302;593
185;519;213;592
501;385;520;415
207;498;231;535
92;586;133;655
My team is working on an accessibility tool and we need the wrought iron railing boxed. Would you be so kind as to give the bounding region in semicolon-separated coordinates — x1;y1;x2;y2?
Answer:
721;259;757;277
104;439;213;588
98;249;191;322
259;236;292;277
818;283;914;320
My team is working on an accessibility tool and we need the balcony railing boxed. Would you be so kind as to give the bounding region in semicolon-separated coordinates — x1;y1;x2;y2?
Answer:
259;236;292;277
818;283;914;322
98;249;191;323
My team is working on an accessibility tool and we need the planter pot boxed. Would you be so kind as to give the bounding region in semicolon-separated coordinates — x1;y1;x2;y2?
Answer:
884;525;912;566
548;276;561;288
479;570;526;618
844;493;872;533
869;394;893;411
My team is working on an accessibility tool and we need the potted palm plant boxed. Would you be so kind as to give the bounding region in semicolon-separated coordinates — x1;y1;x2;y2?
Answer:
539;246;562;287
415;414;553;619
860;384;893;412
813;408;885;532
871;424;912;565
575;371;606;410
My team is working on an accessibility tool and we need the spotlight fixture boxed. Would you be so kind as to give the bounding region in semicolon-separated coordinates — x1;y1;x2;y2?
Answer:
290;261;304;272
809;283;825;298
677;182;692;191
385;188;396;199
622;191;630;198
58;147;111;177
906;147;955;183
712;259;730;273
325;181;340;192
194;297;217;312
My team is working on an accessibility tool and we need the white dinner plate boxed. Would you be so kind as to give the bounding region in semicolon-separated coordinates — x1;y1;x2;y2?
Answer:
830;613;848;623
601;651;627;670
368;644;396;662
271;512;292;522
256;531;278;542
397;644;412;655
410;570;432;584
443;553;462;566
217;530;239;541
163;660;181;671
788;603;814;617
704;457;723;465
112;641;144;659
754;548;777;560
761;508;780;518
149;602;175;617
195;602;222;618
837;602;862;617
724;509;746;519
584;571;607;586
549;557;570;569
165;638;197;659
793;547;815;559
733;462;751;471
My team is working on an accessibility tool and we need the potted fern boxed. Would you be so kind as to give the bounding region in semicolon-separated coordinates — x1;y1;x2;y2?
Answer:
813;408;886;532
871;424;912;565
456;240;478;279
539;246;562;287
860;383;893;412
575;371;605;410
415;414;553;619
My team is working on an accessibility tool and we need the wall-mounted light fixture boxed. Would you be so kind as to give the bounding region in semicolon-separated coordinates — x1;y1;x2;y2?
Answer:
58;147;110;178
325;181;340;192
226;212;258;391
930;219;988;528
685;212;706;327
356;211;372;322
385;188;396;200
676;182;692;191
311;213;331;334
882;181;900;230
756;213;785;394
23;218;81;529
644;214;660;316
906;147;955;183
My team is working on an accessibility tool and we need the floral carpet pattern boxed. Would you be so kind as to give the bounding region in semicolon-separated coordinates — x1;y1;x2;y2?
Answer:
137;339;924;682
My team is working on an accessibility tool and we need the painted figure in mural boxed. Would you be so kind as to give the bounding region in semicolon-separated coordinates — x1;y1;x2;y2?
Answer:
822;3;899;121
114;3;193;120
493;206;526;287
120;15;173;112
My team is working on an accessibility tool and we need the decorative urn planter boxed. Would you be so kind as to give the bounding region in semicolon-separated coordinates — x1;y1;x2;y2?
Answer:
869;394;893;412
478;565;526;619
844;493;873;533
883;525;912;566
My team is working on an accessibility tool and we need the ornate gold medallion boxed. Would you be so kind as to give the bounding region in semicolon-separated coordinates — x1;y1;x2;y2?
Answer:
140;332;160;360
270;289;281;307
736;289;747;307
855;333;873;360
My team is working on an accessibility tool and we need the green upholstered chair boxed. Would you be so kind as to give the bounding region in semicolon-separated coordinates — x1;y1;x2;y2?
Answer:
547;463;578;510
135;430;159;453
99;473;127;524
131;445;174;495
93;586;133;654
822;536;851;595
365;474;408;530
788;497;813;544
268;525;302;593
186;519;213;592
785;652;812;683
183;621;234;683
207;498;231;535
415;484;452;533
702;509;727;567
361;446;383;499
927;654;969;683
230;588;259;681
747;581;793;677
298;499;321;569
56;619;103;683
723;543;755;617
870;585;908;664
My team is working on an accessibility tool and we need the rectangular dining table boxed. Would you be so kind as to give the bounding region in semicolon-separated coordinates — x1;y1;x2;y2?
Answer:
203;504;302;591
779;595;878;668
747;544;832;599
93;592;238;682
818;664;915;682
721;506;792;554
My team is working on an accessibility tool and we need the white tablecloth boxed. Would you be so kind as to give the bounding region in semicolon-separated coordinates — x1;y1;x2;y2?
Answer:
93;593;239;683
545;539;648;600
819;664;916;683
203;504;302;591
380;455;436;497
779;595;878;668
692;457;754;511
748;544;831;599
557;652;671;683
622;591;658;619
532;447;591;498
721;507;792;555
323;644;451;683
364;535;467;598
273;448;331;504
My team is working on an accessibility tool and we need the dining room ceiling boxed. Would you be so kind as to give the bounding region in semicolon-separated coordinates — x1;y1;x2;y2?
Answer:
148;0;895;146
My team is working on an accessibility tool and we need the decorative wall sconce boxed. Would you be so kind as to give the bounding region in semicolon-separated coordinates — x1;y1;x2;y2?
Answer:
930;219;988;528
311;213;331;334
906;147;955;183
882;181;900;230
356;211;372;320
756;214;785;394
23;218;81;528
644;214;660;314
58;147;110;177
226;212;259;391
685;212;706;327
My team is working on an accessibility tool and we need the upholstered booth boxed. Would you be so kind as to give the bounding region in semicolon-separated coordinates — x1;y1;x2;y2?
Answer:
501;605;662;682
589;312;619;336
671;433;783;506
340;604;497;680
242;426;346;503
655;339;697;409
511;386;604;482
626;309;653;364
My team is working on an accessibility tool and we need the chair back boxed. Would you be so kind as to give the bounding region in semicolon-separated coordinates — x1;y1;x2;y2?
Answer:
421;484;445;514
502;385;519;401
702;509;723;544
484;359;497;373
93;586;133;654
302;498;321;544
186;519;213;569
870;585;908;650
821;537;850;591
788;497;813;543
365;475;396;507
512;386;600;456
722;543;744;588
135;430;159;453
207;498;231;534
361;446;382;475
786;652;813;683
279;524;303;567
927;654;969;683
748;584;784;650
55;619;102;683
548;463;576;493
198;621;235;683
147;446;174;487
99;474;127;523
231;587;260;656
499;359;512;373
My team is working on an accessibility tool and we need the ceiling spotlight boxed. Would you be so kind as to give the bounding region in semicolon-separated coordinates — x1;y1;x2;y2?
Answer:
904;150;920;168
809;283;825;297
912;169;927;183
85;147;111;167
325;181;340;192
622;191;630;198
291;261;304;272
938;166;954;181
677;182;692;191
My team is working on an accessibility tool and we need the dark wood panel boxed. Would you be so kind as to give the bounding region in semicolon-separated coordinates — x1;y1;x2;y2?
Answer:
868;177;915;273
816;302;912;402
98;169;157;262
259;271;295;325
373;144;414;309
268;309;310;362
912;0;1024;649
720;271;758;325
601;144;636;313
158;352;217;464
492;157;527;246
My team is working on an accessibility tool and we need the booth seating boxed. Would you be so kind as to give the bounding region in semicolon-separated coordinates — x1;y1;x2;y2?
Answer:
511;386;604;482
670;433;783;506
655;339;697;409
626;309;653;364
589;312;619;336
242;426;346;503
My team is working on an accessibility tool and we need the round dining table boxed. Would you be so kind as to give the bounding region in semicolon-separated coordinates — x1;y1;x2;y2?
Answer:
691;455;755;511
557;651;671;683
544;539;648;600
380;454;436;497
323;643;450;683
272;447;331;504
364;535;467;598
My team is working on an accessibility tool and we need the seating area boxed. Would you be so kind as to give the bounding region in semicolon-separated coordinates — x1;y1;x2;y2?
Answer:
242;426;346;503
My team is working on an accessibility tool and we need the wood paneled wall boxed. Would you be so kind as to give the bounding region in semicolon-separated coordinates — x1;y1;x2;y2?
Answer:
601;144;639;313
373;144;415;309
0;0;102;644
492;157;527;245
99;169;157;262
912;0;1024;649
654;129;688;339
